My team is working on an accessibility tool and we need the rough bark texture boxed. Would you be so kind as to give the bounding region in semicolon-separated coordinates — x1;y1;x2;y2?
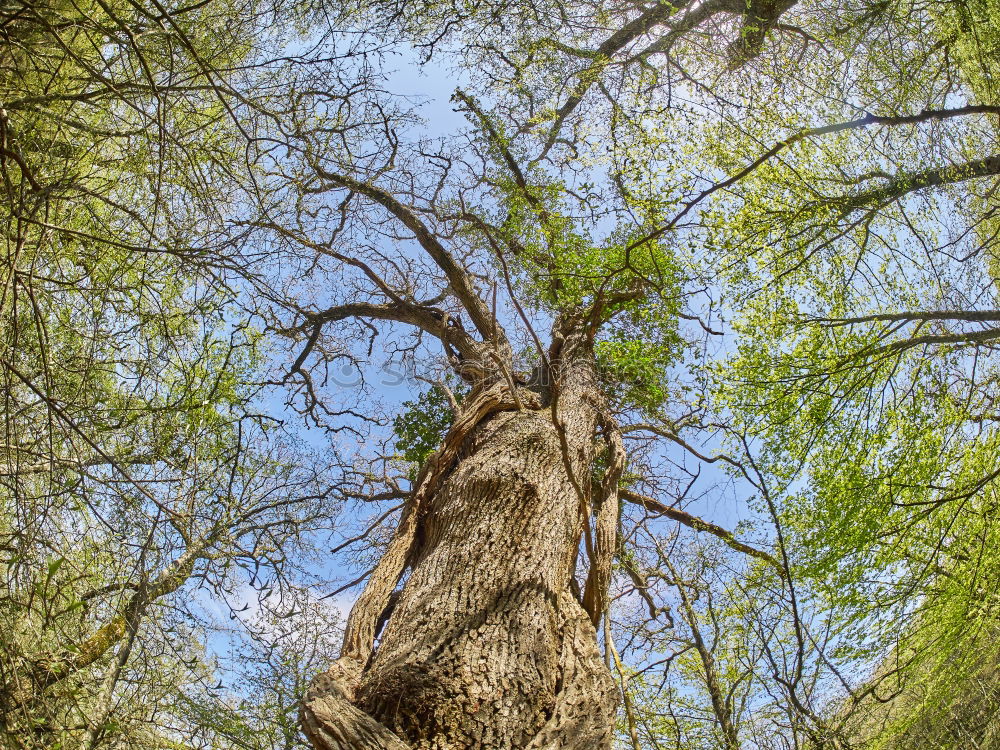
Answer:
302;340;619;750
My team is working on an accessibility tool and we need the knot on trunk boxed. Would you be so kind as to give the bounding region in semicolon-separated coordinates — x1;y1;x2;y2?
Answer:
301;658;411;750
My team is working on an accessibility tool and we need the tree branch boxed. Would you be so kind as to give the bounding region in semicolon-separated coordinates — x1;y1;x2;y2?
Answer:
621;107;1000;254
843;326;1000;365
807;309;1000;327
621;488;785;576
28;542;208;693
312;168;502;349
839;154;1000;214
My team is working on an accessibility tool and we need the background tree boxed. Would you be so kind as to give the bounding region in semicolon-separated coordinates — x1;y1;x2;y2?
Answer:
0;0;353;745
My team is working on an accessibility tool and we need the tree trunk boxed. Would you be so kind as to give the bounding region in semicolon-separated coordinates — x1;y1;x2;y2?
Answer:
302;342;619;750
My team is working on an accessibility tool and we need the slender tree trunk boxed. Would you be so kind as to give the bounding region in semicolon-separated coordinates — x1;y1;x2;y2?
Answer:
302;337;619;749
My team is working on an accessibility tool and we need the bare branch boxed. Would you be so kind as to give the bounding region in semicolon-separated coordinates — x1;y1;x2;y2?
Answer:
312;168;504;350
621;488;785;576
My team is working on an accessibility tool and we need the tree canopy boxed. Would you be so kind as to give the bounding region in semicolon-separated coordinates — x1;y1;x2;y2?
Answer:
3;0;1000;748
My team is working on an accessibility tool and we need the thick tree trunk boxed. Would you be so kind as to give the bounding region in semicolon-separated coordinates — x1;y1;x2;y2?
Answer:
303;343;619;750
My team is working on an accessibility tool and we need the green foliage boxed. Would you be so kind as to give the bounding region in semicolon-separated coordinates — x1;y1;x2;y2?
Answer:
393;385;462;471
472;137;686;412
0;0;334;746
8;0;1000;747
938;0;1000;106
595;292;684;413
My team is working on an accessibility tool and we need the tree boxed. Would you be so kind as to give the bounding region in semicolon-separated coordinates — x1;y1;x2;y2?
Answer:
6;0;1000;747
279;1;1000;747
693;0;1000;718
268;4;805;747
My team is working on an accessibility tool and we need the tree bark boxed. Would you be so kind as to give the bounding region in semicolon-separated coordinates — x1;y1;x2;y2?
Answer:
303;339;619;750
